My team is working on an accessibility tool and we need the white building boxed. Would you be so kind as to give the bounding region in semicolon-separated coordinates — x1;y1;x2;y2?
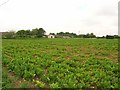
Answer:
48;34;55;38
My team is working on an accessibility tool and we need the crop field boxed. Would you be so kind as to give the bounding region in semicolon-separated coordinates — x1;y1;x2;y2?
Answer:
2;38;119;89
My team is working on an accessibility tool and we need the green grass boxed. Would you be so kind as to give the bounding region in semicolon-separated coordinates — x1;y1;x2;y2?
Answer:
2;38;118;89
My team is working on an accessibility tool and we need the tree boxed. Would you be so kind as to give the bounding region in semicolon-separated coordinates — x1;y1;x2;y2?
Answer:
16;30;26;38
38;28;46;37
57;32;64;36
31;28;38;37
2;31;15;39
89;33;96;38
85;33;96;38
25;30;31;36
106;35;114;39
56;32;77;38
77;34;86;38
114;35;120;39
49;33;55;35
31;28;46;38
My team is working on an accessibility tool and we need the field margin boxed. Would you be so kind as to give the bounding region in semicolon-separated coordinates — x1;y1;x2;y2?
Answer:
0;32;2;89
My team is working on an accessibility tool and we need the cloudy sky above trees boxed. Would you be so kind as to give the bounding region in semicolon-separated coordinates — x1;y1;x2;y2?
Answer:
0;0;118;36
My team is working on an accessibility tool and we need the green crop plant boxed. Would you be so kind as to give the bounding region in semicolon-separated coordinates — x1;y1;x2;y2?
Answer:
2;38;118;88
33;80;45;88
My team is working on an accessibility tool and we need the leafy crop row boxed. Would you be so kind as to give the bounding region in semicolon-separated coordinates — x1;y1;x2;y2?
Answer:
2;38;118;89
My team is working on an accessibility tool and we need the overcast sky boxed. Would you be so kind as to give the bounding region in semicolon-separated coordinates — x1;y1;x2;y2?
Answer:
0;0;118;36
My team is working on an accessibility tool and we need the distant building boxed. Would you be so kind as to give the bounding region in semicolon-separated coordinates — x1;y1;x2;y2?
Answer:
63;36;71;38
55;35;72;38
48;34;55;38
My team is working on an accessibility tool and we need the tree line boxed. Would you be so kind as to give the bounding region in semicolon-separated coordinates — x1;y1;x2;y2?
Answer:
1;28;120;39
2;28;46;39
48;32;120;39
